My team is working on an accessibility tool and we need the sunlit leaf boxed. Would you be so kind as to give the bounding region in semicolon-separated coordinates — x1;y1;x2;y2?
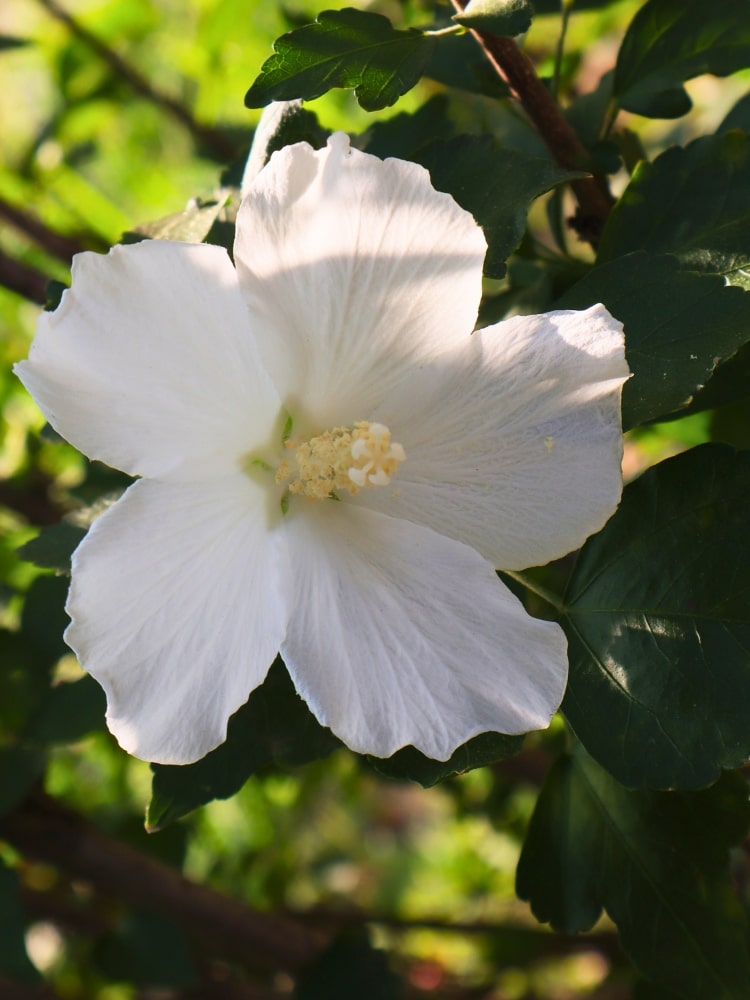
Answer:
244;9;437;112
124;196;228;244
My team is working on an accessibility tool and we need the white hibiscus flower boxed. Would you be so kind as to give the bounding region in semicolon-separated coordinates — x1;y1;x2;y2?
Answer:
15;133;628;766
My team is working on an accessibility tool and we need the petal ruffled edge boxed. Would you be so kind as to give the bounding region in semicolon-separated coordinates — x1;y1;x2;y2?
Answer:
357;303;629;570
281;503;567;760
16;240;280;481
66;475;290;764
234;133;487;434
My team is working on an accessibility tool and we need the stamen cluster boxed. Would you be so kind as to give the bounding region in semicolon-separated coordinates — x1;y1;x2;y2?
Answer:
277;421;406;500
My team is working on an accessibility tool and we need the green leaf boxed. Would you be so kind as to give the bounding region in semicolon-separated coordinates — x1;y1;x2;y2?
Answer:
562;445;750;789
684;342;750;416
452;0;534;37
124;196;228;244
416;135;580;278
20;575;71;672
295;929;404;1000
244;9;437;112
720;92;750;133
0;862;40;983
24;676;106;745
598;132;750;287
424;31;508;98
0;632;52;737
0;747;45;818
368;731;522;787
614;0;750;119
517;751;750;998
556;253;750;428
17;522;86;573
363;95;455;161
147;659;341;829
95;911;196;989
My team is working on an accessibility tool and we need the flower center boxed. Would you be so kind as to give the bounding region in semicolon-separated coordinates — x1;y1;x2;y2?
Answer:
276;421;406;501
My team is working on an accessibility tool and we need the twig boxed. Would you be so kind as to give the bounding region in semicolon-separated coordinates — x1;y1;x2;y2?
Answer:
0;197;95;263
0;247;49;304
281;903;621;958
35;0;238;162
1;792;325;975
449;0;614;245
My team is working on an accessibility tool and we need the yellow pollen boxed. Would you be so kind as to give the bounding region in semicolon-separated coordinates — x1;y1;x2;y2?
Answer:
278;421;406;500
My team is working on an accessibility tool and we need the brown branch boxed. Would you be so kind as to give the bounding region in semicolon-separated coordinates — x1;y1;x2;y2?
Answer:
1;793;325;976
0;248;49;305
450;1;614;245
35;0;238;162
0;980;66;1000
0;198;95;263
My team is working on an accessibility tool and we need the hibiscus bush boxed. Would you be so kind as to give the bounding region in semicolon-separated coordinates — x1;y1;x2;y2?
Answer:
2;0;750;997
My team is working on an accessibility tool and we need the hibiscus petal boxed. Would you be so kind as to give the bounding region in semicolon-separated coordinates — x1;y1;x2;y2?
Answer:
359;304;628;570
65;476;289;764
281;504;566;760
233;133;487;433
15;240;280;480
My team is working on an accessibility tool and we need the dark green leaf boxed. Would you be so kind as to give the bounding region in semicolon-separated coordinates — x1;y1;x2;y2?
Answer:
95;911;196;988
241;101;330;193
147;659;340;829
562;445;750;789
720;91;750;133
417;135;579;278
44;279;67;312
255;103;329;164
244;9;437;112
598;132;750;287
295;929;404;1000
0;631;52;736
517;751;750;999
632;983;682;1000
614;0;750;118
424;31;508;98
0;862;40;983
20;574;71;671
369;731;522;787
17;522;86;573
452;0;534;37
556;253;750;428
0;747;45;818
362;95;455;161
25;675;106;745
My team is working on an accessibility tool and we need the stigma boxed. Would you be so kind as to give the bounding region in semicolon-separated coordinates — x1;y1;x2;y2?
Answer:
279;421;406;500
